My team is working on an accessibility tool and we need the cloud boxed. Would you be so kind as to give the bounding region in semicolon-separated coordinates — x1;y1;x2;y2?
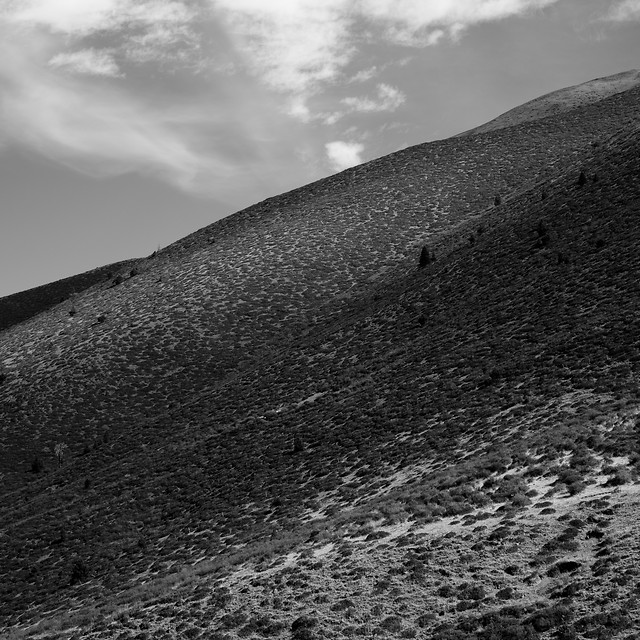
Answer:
4;0;201;70
208;0;560;118
342;83;405;114
49;49;121;77
0;26;308;201
602;0;640;21
326;140;364;171
0;31;210;189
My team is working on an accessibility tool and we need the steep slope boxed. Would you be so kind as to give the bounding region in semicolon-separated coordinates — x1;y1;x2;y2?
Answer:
458;69;640;137
1;83;639;493
0;259;139;332
1;84;640;638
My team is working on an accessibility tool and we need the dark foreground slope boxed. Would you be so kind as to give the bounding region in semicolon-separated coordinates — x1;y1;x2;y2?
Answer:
1;83;639;491
1;84;640;638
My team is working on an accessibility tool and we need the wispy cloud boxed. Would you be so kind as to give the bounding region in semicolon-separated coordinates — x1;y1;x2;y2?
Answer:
602;0;640;21
208;0;560;118
0;30;210;189
326;140;364;171
342;83;405;114
49;49;121;77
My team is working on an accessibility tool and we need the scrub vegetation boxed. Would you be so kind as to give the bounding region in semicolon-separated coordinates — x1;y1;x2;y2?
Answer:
1;74;640;639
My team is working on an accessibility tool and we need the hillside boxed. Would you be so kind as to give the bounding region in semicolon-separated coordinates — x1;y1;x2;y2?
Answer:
1;75;640;639
458;70;640;136
0;259;140;333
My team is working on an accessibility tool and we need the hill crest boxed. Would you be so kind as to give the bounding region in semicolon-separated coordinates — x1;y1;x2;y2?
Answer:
458;69;640;137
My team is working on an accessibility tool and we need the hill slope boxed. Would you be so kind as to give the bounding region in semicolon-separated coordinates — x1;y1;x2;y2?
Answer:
1;82;639;487
0;259;139;333
458;69;640;136
1;75;640;639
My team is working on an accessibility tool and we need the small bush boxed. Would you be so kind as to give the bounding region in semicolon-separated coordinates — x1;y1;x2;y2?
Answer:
30;457;44;474
291;616;317;640
69;557;89;585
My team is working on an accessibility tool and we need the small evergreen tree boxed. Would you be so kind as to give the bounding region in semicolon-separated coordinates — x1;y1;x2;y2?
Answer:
69;557;89;585
419;246;431;268
293;435;304;453
494;194;502;206
578;171;587;187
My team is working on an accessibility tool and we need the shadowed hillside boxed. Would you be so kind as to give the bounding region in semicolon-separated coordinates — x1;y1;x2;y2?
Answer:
0;259;139;332
1;74;640;639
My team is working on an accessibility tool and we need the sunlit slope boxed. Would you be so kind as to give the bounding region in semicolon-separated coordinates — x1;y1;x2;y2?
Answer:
1;84;638;491
459;69;640;137
1;104;639;628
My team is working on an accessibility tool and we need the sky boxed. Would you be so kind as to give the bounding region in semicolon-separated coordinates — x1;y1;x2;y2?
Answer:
0;0;639;297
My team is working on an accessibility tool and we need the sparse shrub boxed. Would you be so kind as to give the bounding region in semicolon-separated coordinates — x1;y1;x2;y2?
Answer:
30;456;44;474
380;616;403;632
438;584;455;598
416;613;437;628
219;611;248;629
69;557;89;585
536;220;548;237
605;465;632;486
291;615;317;640
526;604;572;632
293;435;305;453
458;583;486;601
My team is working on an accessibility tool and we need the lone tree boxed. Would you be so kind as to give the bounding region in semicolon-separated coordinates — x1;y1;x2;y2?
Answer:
419;245;431;268
494;194;502;206
54;442;68;467
578;171;587;187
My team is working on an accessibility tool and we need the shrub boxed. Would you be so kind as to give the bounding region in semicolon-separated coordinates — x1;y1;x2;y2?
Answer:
605;465;632;486
30;456;44;474
69;557;89;585
496;587;515;601
380;616;403;632
291;616;317;640
416;613;437;628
